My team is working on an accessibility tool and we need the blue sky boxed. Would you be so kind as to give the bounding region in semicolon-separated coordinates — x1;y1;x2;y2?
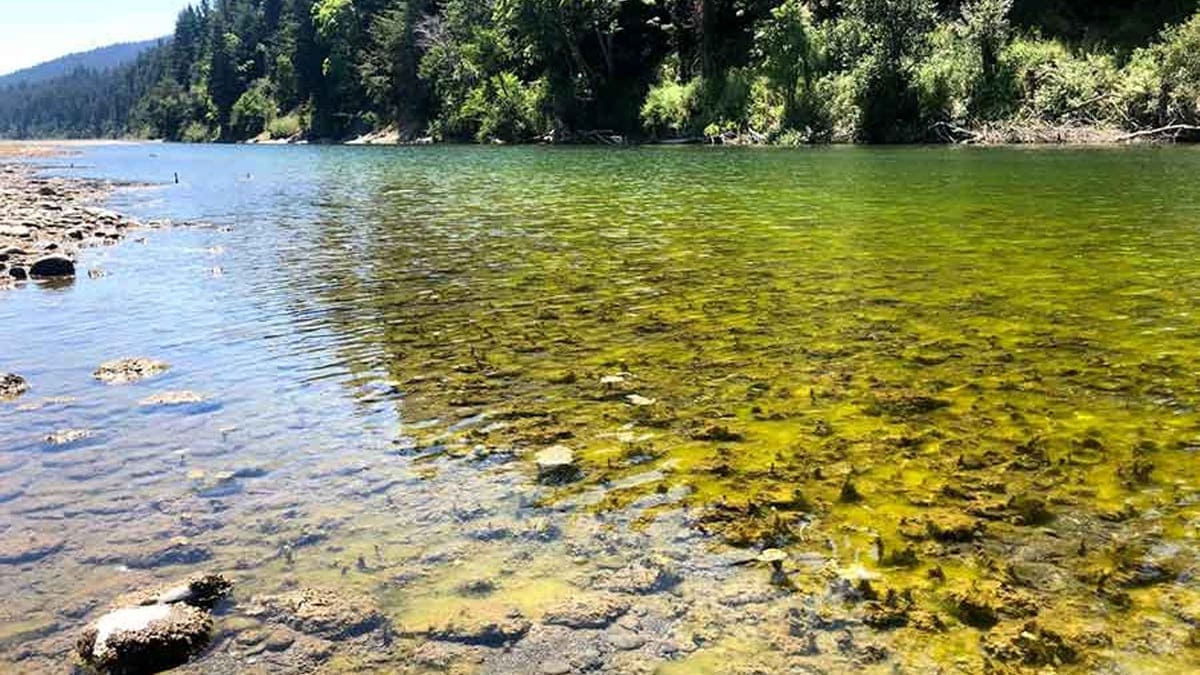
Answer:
0;0;191;75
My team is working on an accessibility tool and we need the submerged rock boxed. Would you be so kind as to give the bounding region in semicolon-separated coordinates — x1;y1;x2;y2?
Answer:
124;541;214;569
868;393;950;418
0;373;28;400
138;574;233;609
0;532;64;565
260;587;384;640
982;621;1079;667
689;422;745;442
137;391;211;408
421;612;531;647
543;594;630;629
535;445;580;484
899;511;983;542
93;358;171;385
598;561;681;595
946;582;1038;629
44;428;94;447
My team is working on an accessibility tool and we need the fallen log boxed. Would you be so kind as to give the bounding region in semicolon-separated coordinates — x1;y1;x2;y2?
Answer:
1116;124;1200;142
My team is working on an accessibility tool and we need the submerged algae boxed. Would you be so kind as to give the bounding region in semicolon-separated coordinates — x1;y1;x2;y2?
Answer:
303;146;1200;671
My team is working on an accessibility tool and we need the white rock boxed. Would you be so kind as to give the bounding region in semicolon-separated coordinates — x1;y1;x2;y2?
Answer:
92;605;172;658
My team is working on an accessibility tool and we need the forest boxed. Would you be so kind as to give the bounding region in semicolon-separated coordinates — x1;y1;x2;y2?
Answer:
0;0;1198;144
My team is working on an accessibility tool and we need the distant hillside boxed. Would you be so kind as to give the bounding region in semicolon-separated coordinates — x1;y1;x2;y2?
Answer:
0;39;166;89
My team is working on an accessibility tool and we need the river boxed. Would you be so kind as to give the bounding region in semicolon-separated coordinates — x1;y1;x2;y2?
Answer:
3;143;1200;673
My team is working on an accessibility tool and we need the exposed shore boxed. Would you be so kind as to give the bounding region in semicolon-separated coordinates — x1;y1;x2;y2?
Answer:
0;143;148;290
329;121;1200;146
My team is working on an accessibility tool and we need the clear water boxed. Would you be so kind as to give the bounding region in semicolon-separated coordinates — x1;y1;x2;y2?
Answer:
3;143;1200;673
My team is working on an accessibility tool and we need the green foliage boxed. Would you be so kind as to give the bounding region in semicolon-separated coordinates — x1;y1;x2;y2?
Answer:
914;24;977;124
4;0;1200;143
267;113;305;139
230;80;277;140
696;69;755;134
462;72;549;142
180;121;214;143
1005;37;1120;124
311;0;364;137
847;0;938;142
641;75;701;138
1147;11;1200;125
131;79;200;140
962;0;1017;118
361;1;430;135
755;0;822;130
0;42;170;139
815;69;866;142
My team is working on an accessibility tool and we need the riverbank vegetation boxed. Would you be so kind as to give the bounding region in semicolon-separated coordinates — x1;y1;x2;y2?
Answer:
1;0;1199;144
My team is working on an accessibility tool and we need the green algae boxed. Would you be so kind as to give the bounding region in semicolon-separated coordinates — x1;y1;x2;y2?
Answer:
306;146;1200;670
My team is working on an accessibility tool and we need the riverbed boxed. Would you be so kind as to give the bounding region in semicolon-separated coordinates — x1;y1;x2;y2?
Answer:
3;143;1200;673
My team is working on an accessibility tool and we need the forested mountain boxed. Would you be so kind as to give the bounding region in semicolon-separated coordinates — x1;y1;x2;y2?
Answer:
1;0;1198;143
0;39;165;89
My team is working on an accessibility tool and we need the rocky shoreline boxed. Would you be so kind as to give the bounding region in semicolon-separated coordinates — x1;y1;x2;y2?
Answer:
0;146;150;290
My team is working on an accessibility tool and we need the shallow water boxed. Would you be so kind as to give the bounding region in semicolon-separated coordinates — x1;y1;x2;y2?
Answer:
3;143;1200;673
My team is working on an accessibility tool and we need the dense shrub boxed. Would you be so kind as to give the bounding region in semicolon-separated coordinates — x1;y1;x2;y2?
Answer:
1149;12;1200;125
641;75;701;139
461;72;549;142
229;80;276;140
180;121;213;143
267;113;304;139
1005;38;1120;124
755;0;823;130
914;24;977;125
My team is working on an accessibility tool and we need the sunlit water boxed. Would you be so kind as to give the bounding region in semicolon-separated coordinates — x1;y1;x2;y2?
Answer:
3;144;1200;673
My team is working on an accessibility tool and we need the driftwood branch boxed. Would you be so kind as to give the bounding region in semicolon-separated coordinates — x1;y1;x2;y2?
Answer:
929;121;981;144
1117;124;1200;142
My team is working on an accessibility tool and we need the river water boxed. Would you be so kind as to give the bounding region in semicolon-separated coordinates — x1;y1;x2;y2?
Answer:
3;143;1200;673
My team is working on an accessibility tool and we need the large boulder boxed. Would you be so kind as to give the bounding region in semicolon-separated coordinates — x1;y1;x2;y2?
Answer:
29;255;75;278
76;574;232;675
77;604;212;675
